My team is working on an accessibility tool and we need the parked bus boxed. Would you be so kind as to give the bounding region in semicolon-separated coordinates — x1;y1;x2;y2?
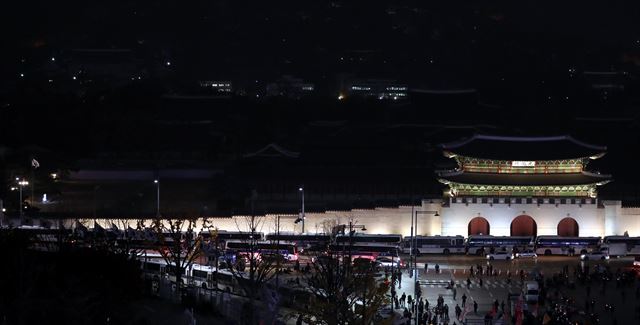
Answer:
214;269;241;293
602;236;640;256
141;259;166;276
466;235;534;255
328;243;399;260
201;230;264;241
402;235;465;255
225;241;299;261
335;233;402;246
535;236;600;256
265;233;331;253
189;264;217;289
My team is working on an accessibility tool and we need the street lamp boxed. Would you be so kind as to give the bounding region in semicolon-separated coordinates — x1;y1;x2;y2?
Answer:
16;178;29;220
295;186;305;233
410;209;439;325
154;180;160;218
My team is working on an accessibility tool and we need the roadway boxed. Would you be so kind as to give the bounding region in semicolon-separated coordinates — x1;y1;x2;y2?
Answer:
386;254;638;325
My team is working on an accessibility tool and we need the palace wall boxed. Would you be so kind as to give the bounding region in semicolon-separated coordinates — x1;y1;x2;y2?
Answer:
15;200;640;238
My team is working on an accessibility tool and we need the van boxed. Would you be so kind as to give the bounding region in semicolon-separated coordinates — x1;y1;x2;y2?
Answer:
522;281;539;304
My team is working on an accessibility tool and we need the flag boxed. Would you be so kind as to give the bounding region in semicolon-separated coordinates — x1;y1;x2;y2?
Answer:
31;158;40;169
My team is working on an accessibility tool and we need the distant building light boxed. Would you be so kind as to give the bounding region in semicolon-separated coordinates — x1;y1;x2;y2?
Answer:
338;94;345;100
1;208;5;212
50;173;58;179
51;57;55;62
166;61;171;66
72;76;77;80
19;73;24;78
48;79;53;83
42;193;48;203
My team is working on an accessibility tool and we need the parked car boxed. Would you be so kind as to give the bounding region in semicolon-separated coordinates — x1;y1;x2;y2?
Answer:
375;256;404;268
486;251;513;260
514;250;537;258
580;251;610;261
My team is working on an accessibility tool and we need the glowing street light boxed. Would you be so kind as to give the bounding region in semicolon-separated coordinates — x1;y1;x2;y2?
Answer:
294;187;305;233
16;178;29;220
154;180;160;217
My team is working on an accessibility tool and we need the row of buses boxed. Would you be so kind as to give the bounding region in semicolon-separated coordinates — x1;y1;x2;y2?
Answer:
13;226;640;259
215;232;640;258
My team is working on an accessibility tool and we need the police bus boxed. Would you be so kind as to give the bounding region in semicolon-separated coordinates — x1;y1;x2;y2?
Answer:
535;236;600;255
466;235;534;255
402;235;465;255
225;241;299;261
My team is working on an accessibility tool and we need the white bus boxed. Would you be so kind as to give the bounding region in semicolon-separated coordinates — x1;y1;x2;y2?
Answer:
189;264;217;289
535;236;600;256
602;236;640;256
402;235;465;255
140;259;167;281
466;235;534;255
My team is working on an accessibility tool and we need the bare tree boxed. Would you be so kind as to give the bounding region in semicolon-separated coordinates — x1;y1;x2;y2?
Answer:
296;219;392;325
225;214;282;325
151;217;203;300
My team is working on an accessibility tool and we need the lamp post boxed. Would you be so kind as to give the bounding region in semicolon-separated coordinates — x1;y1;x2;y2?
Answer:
344;221;366;322
299;187;305;233
411;209;439;325
154;180;160;218
15;178;29;221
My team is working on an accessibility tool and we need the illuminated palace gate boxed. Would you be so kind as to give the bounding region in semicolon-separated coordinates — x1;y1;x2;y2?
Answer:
437;135;611;235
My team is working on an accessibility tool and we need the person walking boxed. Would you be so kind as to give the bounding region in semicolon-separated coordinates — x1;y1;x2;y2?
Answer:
453;286;457;300
401;293;406;308
479;278;483;288
425;263;428;273
455;304;462;320
462;294;467;308
467;277;471;289
473;300;478;315
435;264;440;274
444;304;450;321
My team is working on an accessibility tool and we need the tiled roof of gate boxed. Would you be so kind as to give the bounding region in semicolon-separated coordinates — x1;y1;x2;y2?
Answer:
440;135;607;161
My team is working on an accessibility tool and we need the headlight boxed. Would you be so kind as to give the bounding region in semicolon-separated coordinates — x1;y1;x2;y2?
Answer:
515;253;520;257
605;256;610;260
580;255;586;259
486;254;491;258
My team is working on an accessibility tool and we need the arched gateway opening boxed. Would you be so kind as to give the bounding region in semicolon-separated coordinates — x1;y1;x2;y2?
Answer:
557;217;579;237
468;217;490;236
511;215;537;237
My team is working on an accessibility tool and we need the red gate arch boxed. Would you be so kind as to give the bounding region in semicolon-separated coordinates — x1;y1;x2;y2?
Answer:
510;215;537;237
557;217;579;237
468;217;490;236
